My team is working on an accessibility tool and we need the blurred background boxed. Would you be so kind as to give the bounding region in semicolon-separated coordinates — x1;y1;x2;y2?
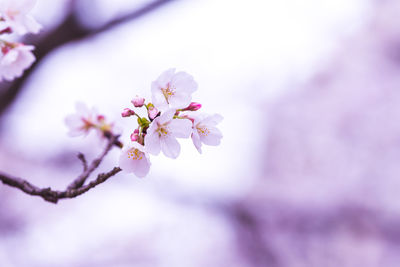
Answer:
1;0;400;266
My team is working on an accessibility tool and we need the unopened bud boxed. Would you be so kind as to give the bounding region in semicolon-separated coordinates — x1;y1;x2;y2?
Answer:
97;115;105;121
0;27;12;35
183;102;202;111
130;132;139;142
121;108;135;117
131;96;145;107
148;106;158;120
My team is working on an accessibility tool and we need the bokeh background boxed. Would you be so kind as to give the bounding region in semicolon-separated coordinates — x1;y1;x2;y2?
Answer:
1;0;400;266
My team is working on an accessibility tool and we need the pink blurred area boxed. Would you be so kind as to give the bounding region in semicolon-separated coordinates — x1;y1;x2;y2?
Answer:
3;0;400;266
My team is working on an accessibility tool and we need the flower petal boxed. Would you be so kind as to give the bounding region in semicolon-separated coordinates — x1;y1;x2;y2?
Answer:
191;131;202;154
134;155;151;178
169;118;192;138
144;131;161;155
161;136;181;159
157;109;175;124
169;92;192;110
200;127;223;146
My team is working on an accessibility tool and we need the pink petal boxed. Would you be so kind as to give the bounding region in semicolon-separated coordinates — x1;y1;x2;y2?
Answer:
144;132;161;155
169;118;192;138
161;136;181;159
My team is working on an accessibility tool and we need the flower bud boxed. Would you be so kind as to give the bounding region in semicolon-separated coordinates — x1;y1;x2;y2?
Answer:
130;132;138;142
131;96;145;107
183;102;202;111
148;106;159;120
121;108;135;117
97;115;105;121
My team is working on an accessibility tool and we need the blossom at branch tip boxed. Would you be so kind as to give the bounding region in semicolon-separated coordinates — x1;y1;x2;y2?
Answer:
190;113;223;153
0;43;35;81
151;68;198;111
119;142;151;178
65;102;98;137
145;109;192;158
0;0;42;35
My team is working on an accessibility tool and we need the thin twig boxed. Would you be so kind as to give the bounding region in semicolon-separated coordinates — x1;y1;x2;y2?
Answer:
0;135;122;204
77;153;88;171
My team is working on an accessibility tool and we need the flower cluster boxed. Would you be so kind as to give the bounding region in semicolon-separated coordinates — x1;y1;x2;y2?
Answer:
119;69;223;177
65;69;223;178
0;0;41;81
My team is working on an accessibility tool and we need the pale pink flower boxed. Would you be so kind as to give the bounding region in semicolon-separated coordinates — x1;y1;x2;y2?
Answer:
0;0;41;35
151;68;198;111
119;142;151;178
65;102;98;137
144;109;192;158
191;113;223;153
0;43;35;81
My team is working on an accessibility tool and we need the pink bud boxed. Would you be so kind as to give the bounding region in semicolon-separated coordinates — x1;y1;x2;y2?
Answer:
130;132;138;142
183;102;202;111
121;108;135;117
0;27;12;35
134;129;139;134
148;106;158;120
97;115;105;121
1;46;10;55
131;96;145;107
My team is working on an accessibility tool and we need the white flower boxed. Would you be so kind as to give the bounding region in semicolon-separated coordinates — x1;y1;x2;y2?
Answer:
191;113;223;153
0;0;41;35
144;109;192;158
119;142;151;178
65;102;98;137
0;43;35;81
151;68;198;111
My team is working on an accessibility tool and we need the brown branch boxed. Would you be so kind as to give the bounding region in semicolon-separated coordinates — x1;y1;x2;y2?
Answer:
0;0;176;119
77;153;88;171
0;135;123;204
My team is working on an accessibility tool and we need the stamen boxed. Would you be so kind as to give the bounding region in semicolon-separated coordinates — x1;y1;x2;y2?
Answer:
197;126;210;136
161;83;175;103
127;148;143;160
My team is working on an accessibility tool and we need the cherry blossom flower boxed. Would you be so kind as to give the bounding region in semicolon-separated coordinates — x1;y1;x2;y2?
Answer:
0;0;42;35
119;142;151;178
65;102;98;137
144;109;192;158
151;68;198;111
0;43;35;81
190;113;223;153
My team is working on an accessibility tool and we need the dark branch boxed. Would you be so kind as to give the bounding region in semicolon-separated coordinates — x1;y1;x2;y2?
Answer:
0;167;122;204
0;135;122;204
0;0;175;119
77;153;88;172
